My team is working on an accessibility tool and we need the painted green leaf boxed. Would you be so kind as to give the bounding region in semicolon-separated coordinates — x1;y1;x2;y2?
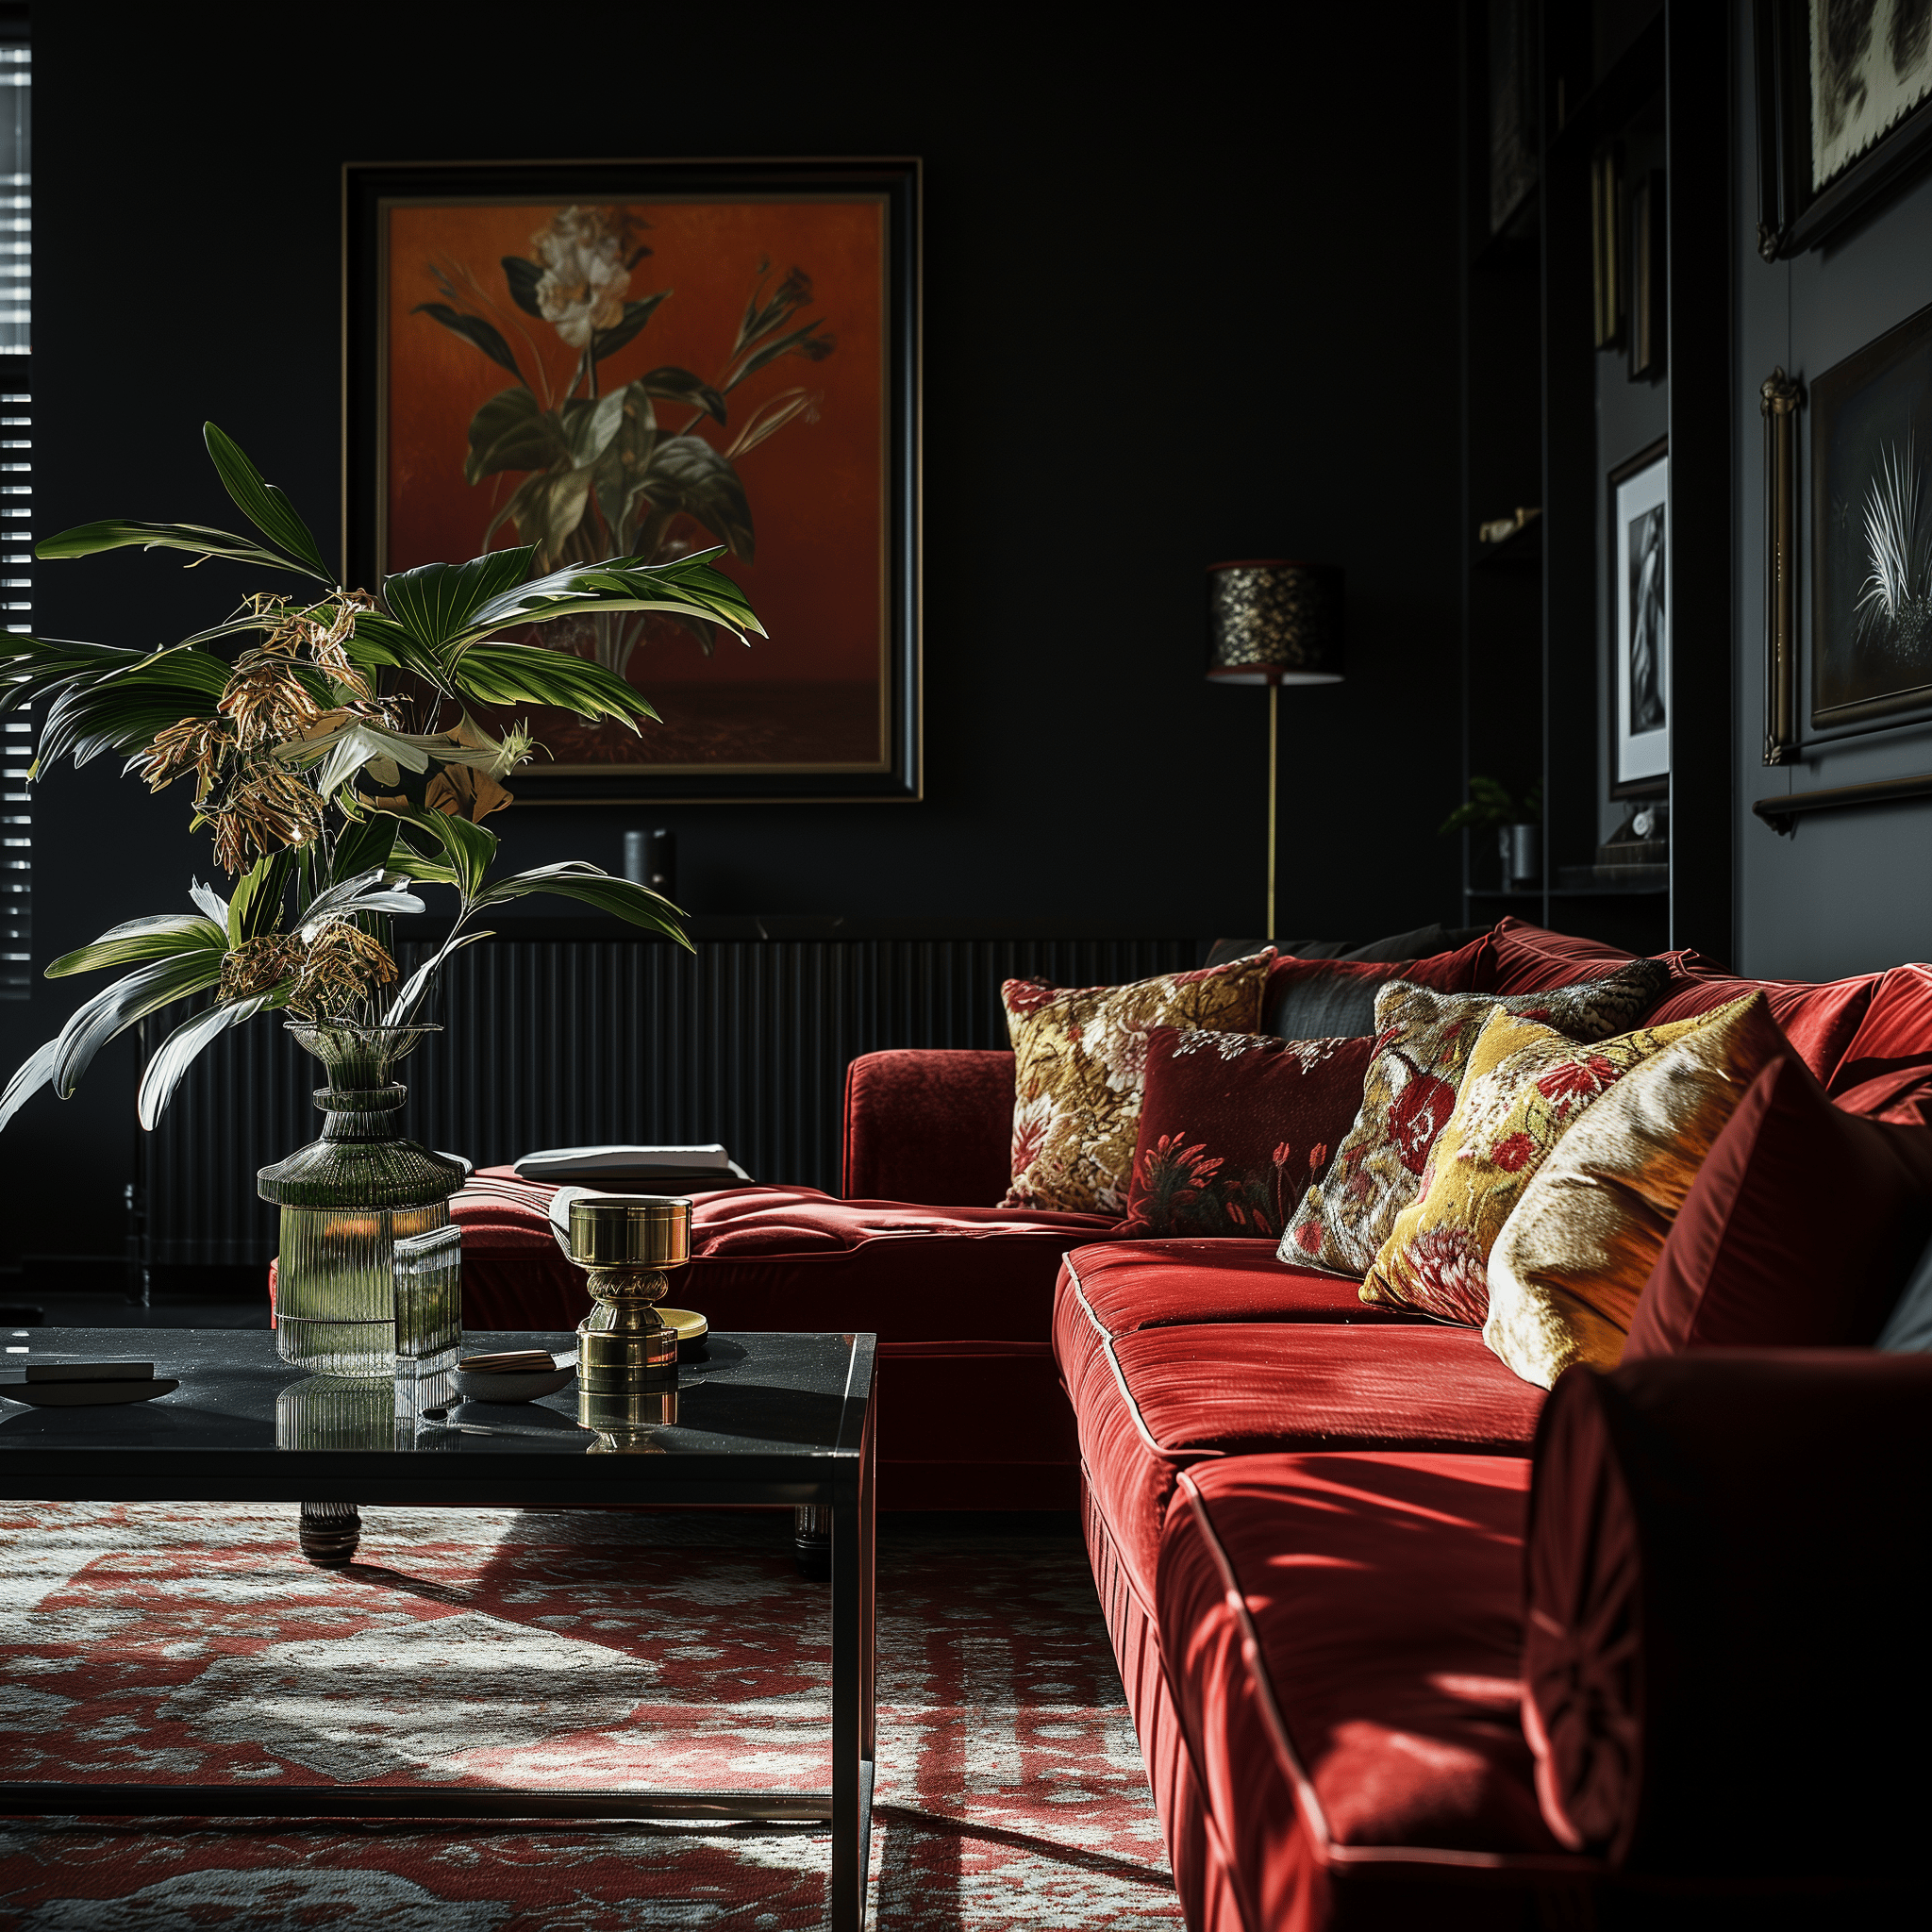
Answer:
560;390;627;467
637;437;756;561
638;367;728;424
411;303;524;382
591;291;670;365
501;255;544;318
464;389;568;485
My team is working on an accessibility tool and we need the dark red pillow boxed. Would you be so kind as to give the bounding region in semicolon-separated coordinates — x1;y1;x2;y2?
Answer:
1624;1056;1932;1358
1263;932;1495;1034
1120;1028;1374;1240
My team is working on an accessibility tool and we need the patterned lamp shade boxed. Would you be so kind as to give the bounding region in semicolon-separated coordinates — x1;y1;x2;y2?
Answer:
1206;560;1345;685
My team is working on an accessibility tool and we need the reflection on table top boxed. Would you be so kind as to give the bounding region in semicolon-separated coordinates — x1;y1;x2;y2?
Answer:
0;1329;874;1486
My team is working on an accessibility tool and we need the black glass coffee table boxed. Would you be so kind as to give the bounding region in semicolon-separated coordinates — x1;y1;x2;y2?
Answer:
0;1326;877;1930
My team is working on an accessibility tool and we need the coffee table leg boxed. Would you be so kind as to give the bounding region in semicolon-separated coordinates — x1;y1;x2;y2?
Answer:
830;1385;877;1929
298;1502;361;1567
793;1504;832;1580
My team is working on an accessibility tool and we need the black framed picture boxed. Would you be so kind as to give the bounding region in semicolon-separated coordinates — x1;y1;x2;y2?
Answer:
1810;301;1932;732
1756;0;1932;260
343;158;922;805
1609;439;1670;799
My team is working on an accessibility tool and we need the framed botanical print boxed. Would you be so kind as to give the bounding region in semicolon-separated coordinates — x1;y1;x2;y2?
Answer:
1809;301;1932;732
344;158;921;803
1609;440;1669;798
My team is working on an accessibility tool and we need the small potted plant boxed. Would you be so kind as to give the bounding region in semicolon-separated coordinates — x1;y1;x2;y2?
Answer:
1440;775;1542;889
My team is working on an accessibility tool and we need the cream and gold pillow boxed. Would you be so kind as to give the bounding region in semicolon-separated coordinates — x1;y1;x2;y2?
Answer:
1361;1000;1750;1325
1001;954;1273;1214
1279;958;1669;1274
1483;991;1791;1388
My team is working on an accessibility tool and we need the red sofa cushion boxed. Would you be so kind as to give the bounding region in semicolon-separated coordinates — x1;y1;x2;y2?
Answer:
1120;1030;1374;1241
1158;1451;1575;1929
841;1047;1016;1207
1077;1319;1546;1610
1624;1056;1932;1358
1825;961;1932;1096
458;1169;1116;1343
1641;968;1879;1083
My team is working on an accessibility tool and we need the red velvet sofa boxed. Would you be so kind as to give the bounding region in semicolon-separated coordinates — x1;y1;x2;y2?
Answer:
451;918;1932;1924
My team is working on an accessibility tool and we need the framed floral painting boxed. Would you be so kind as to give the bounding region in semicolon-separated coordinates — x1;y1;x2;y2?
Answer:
344;159;921;802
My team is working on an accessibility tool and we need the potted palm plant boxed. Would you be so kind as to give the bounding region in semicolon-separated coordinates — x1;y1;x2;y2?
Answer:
0;425;764;1372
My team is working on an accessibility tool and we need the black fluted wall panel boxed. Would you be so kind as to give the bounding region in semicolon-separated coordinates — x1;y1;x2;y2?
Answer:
143;936;1197;1266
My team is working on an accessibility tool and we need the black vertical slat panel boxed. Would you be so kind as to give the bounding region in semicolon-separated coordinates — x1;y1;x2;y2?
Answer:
143;934;1198;1262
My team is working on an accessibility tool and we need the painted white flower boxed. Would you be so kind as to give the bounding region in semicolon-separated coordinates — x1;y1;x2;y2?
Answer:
531;207;631;349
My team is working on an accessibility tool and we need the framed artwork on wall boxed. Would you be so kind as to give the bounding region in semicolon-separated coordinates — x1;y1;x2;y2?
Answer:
343;158;922;804
1609;440;1670;799
1809;300;1932;733
1756;0;1932;260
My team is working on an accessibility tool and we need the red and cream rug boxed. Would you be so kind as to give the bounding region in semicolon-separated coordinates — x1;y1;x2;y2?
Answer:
0;1505;1178;1928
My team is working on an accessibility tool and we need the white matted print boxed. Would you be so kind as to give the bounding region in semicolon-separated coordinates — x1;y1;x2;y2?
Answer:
1613;446;1669;790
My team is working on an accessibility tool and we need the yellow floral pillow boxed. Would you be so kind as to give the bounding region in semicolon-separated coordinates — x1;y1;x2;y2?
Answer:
1484;991;1791;1388
1359;999;1752;1324
1279;958;1670;1274
1002;954;1273;1214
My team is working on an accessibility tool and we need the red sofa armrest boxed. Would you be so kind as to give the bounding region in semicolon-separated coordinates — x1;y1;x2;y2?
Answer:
841;1048;1015;1206
1524;1349;1932;1887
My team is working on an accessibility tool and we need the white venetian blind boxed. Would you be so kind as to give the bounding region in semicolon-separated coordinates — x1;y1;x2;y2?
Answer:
0;36;28;999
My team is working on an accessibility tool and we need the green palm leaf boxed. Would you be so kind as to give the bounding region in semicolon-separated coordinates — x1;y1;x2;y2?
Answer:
138;996;273;1130
472;861;690;946
35;519;312;576
449;642;659;725
202;424;333;582
45;912;226;979
52;951;228;1099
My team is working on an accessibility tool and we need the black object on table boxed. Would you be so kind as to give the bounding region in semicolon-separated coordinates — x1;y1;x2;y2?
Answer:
0;1325;878;1931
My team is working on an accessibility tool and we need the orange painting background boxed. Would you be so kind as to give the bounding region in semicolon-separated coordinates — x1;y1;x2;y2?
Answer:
382;197;886;760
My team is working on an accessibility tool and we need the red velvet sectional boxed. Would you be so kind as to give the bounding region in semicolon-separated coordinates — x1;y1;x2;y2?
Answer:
455;918;1932;1924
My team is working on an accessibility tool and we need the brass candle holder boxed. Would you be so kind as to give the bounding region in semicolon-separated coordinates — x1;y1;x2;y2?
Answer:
564;1193;691;1425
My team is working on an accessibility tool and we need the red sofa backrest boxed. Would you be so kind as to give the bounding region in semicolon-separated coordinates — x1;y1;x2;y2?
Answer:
842;1048;1016;1206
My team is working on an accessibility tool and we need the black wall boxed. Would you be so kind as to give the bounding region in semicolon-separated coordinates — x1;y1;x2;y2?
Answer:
2;5;1465;1268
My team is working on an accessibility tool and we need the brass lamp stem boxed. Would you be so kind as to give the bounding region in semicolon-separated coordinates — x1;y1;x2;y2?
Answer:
1266;680;1278;939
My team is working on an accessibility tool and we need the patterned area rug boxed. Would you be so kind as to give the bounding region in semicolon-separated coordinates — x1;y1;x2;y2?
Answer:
0;1506;1178;1929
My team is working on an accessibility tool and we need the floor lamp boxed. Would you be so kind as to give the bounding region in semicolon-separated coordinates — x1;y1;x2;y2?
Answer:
1206;559;1345;938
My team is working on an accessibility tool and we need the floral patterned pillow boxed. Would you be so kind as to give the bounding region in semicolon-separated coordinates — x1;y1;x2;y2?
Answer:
1359;1001;1731;1324
1120;1027;1374;1239
1278;957;1670;1275
1001;954;1274;1214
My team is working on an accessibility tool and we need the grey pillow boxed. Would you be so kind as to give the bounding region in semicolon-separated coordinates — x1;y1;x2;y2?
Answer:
1341;923;1489;964
1268;969;1387;1040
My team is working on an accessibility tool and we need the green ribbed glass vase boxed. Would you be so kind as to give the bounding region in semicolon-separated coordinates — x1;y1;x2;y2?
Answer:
260;1022;467;1376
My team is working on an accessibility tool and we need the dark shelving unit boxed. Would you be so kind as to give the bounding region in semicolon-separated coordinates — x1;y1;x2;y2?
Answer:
1457;2;1734;963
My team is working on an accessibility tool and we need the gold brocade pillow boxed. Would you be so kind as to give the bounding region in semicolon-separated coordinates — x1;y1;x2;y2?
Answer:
1483;991;1792;1389
1361;1000;1749;1325
1278;958;1670;1275
1001;954;1273;1214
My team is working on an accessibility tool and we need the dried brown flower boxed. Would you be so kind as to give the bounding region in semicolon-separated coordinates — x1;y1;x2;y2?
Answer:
425;760;514;823
288;917;397;1020
206;759;325;874
133;717;234;801
217;933;304;1004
